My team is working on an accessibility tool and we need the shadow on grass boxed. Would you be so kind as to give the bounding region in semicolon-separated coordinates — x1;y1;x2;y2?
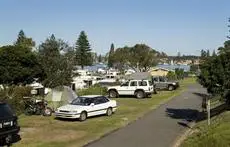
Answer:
55;114;111;122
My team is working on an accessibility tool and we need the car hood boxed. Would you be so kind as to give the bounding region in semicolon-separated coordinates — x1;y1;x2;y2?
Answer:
57;104;86;111
108;85;121;89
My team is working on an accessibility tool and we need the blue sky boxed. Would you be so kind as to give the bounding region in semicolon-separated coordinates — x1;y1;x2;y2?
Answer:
0;0;229;55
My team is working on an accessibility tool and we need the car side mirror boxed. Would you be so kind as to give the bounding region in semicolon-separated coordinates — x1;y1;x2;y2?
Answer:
90;103;95;106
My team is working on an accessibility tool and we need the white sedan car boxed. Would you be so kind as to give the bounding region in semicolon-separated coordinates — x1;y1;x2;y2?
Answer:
55;95;117;121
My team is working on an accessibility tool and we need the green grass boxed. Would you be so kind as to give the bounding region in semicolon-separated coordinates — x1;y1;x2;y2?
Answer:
14;78;195;147
181;111;230;147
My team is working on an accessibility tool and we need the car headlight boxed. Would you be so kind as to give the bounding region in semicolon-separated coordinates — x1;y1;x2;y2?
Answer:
172;83;176;85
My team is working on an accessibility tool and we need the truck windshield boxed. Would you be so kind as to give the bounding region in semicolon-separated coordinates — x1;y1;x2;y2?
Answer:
0;103;14;118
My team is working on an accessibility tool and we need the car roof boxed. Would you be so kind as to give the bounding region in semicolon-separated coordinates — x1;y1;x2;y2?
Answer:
79;95;103;98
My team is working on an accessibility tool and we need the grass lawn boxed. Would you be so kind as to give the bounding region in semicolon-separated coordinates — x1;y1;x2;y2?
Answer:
181;111;230;147
15;78;196;147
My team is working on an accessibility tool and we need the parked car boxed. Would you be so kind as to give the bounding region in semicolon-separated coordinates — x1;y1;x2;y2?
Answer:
152;76;179;91
107;80;154;99
55;95;117;121
0;102;20;146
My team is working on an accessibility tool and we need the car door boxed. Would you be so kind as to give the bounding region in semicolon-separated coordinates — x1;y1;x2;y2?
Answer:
89;97;109;116
129;81;137;95
153;77;160;89
158;76;168;89
138;80;148;92
118;81;130;95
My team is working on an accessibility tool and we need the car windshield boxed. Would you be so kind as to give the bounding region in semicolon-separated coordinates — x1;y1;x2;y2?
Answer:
121;81;129;86
0;103;14;118
70;97;94;106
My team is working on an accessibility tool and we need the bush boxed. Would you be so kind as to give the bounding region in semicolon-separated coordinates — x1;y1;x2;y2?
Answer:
166;71;177;80
0;86;32;115
77;85;107;96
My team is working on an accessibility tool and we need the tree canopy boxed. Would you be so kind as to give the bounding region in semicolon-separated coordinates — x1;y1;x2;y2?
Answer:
0;45;40;85
112;44;158;72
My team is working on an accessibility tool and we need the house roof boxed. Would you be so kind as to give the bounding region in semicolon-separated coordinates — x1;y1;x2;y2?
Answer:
150;67;172;72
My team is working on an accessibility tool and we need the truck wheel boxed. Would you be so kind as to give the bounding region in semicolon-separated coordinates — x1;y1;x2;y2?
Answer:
168;85;174;91
109;90;117;98
136;90;145;99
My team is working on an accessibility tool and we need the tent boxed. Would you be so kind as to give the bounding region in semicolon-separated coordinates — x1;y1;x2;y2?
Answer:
44;86;77;110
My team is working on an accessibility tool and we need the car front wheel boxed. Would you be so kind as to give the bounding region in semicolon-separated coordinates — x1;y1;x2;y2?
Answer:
168;85;174;91
79;111;87;121
106;107;113;116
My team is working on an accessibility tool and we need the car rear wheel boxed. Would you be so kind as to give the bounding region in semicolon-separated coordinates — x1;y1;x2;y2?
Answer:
136;90;145;99
79;111;87;121
106;107;113;116
109;90;117;98
168;85;174;91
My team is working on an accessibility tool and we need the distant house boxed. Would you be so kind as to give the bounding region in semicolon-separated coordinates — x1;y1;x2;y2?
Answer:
149;67;172;76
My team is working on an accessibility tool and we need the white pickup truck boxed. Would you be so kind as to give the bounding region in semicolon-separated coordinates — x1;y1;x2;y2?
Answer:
107;80;154;99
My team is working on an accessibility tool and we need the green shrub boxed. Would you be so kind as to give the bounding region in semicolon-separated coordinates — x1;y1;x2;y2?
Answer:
166;71;177;80
77;85;107;96
0;86;32;115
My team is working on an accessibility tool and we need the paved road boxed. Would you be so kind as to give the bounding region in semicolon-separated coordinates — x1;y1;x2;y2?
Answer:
86;84;207;147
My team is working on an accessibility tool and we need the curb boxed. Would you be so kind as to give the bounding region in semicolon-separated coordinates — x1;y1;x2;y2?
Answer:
172;110;201;147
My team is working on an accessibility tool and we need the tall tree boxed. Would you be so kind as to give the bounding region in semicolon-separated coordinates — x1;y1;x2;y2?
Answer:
38;34;75;88
15;30;35;49
206;50;210;57
108;43;115;68
201;49;206;57
98;54;102;63
198;40;230;99
212;50;217;56
75;31;92;69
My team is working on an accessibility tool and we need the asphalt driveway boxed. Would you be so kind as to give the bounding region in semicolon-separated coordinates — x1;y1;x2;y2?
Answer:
85;84;206;147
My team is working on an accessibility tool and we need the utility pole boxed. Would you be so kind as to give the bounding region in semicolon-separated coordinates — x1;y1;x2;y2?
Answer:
207;97;211;125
